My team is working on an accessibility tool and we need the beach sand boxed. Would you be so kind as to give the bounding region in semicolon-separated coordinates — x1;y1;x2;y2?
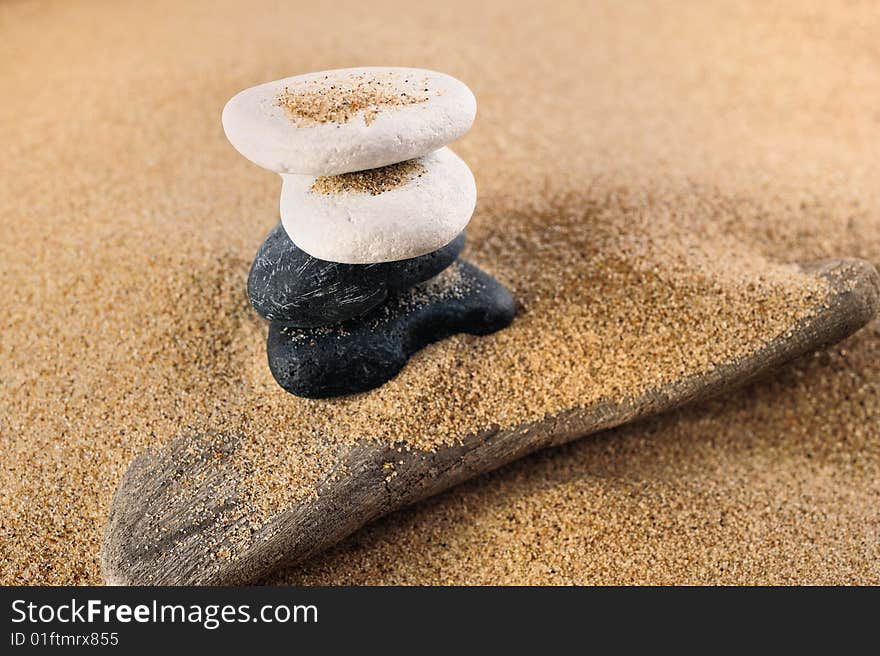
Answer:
1;0;878;584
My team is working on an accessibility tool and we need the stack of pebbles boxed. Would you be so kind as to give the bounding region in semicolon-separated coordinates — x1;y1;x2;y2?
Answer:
222;67;515;398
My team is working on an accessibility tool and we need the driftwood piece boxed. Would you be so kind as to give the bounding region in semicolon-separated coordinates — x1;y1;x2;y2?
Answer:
102;259;880;585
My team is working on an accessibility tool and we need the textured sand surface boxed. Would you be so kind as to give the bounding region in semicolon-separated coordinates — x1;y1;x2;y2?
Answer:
1;0;879;584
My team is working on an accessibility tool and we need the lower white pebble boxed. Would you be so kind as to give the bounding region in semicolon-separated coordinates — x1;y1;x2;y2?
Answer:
280;147;476;264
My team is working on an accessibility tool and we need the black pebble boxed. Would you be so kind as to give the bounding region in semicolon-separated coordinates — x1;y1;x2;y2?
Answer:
248;222;465;328
266;260;516;398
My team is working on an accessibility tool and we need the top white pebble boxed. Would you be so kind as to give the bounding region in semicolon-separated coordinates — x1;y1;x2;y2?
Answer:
221;67;476;175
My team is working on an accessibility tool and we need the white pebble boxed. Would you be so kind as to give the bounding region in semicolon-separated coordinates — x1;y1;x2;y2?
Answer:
222;67;476;175
280;147;475;264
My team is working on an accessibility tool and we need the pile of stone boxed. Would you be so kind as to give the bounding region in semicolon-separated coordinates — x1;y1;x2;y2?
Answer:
222;67;514;397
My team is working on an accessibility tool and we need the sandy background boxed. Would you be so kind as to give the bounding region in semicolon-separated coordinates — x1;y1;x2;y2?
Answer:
1;0;878;584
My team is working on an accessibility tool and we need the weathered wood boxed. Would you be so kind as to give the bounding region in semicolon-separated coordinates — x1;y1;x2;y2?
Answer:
101;259;880;585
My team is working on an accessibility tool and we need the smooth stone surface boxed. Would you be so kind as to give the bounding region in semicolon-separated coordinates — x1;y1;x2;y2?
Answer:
266;260;516;398
222;67;476;175
248;222;465;327
281;147;475;264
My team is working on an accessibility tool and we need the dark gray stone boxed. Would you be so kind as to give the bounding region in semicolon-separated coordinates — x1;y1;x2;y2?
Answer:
266;260;516;398
248;222;465;328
